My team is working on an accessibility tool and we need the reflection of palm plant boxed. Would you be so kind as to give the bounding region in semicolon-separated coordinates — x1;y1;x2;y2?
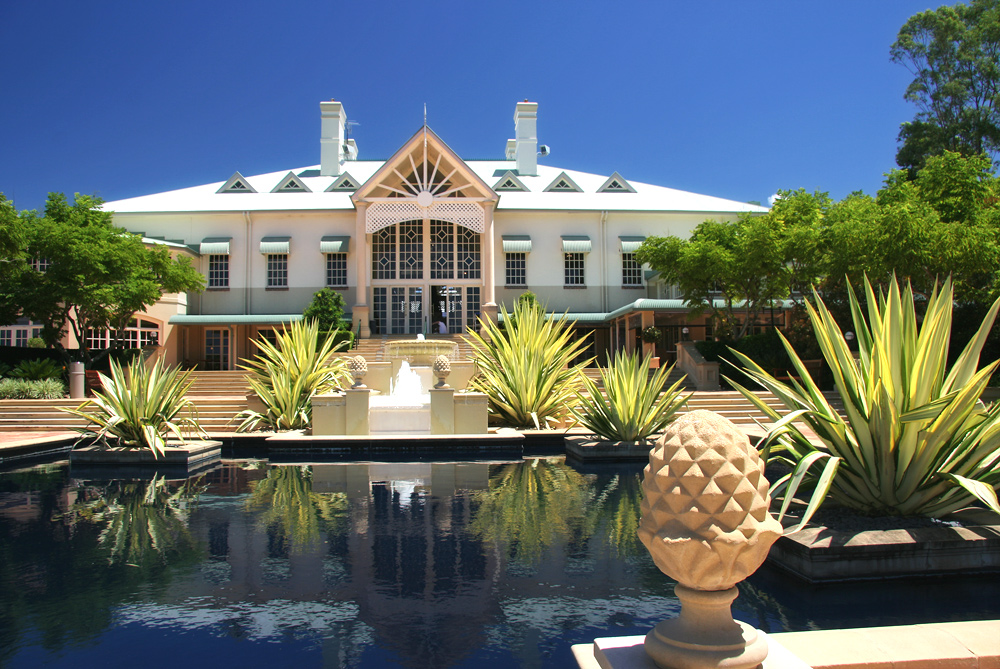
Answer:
62;358;204;458
236;319;350;432
92;474;205;565
571;351;690;442
730;276;1000;529
586;473;645;558
469;458;595;564
244;466;348;551
465;301;592;428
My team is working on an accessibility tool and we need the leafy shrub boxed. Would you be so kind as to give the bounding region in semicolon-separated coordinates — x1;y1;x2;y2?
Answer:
0;378;65;399
0;362;9;378
237;319;350;432
731;276;1000;529
571;351;690;442
61;359;204;458
26;337;45;349
303;288;347;333
465;300;592;428
10;358;63;380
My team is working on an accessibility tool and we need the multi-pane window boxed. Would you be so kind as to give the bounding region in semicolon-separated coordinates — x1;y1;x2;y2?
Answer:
399;220;423;279
457;227;481;279
564;253;585;286
30;258;51;272
205;329;230;371
372;220;480;281
622;253;642;286
267;254;288;288
14;330;27;347
431;220;454;280
506;252;526;286
0;331;9;346
326;253;347;287
373;227;397;280
208;255;229;288
465;287;481;333
86;318;160;350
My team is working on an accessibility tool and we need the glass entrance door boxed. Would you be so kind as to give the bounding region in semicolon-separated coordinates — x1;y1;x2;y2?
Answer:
373;287;424;335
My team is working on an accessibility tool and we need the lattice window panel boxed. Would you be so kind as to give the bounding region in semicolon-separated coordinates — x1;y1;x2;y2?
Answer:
366;201;485;233
399;221;423;280
326;253;347;287
431;220;454;280
564;253;585;286
506;252;526;286
208;255;229;288
372;227;396;280
457;226;481;279
622;253;642;286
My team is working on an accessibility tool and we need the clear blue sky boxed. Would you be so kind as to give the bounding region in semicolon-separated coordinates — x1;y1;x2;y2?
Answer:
0;1;947;213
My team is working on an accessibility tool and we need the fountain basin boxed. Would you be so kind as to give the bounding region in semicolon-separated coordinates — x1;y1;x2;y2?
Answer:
383;339;458;366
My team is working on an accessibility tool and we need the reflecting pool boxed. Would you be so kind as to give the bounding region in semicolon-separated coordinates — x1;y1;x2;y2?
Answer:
1;457;998;668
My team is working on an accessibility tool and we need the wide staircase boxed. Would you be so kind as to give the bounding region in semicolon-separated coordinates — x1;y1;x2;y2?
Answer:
0;339;842;437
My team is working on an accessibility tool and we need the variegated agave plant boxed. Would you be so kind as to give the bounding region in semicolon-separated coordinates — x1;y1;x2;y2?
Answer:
730;276;1000;530
62;358;205;458
236;319;350;432
571;350;690;443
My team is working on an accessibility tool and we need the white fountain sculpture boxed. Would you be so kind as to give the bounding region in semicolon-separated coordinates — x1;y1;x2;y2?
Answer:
370;359;433;434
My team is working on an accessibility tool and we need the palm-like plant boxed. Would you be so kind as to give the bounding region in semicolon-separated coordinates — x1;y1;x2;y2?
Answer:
730;276;1000;529
571;350;690;443
62;358;204;458
464;301;592;428
245;465;349;551
236;319;349;432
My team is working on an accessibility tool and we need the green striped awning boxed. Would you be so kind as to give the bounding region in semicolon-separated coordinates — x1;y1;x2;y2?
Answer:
320;236;350;253
619;236;645;253
561;235;592;253
502;235;532;253
260;236;290;254
200;237;231;255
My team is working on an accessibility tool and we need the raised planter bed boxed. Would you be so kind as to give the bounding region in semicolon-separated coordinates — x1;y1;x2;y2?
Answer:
69;440;222;477
766;508;1000;582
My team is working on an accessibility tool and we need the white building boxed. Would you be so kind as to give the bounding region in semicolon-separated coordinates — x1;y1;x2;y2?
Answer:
96;99;766;369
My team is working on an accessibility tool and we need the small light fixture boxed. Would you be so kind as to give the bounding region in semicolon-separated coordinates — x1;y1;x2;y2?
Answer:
682;327;689;341
845;331;855;342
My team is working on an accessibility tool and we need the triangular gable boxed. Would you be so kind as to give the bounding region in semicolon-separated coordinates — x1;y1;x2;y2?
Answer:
493;171;529;192
597;172;636;193
271;171;312;193
353;126;498;203
217;171;257;194
325;172;360;192
543;171;583;193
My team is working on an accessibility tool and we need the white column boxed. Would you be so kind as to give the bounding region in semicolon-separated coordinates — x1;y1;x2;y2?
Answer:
354;203;371;338
480;203;497;332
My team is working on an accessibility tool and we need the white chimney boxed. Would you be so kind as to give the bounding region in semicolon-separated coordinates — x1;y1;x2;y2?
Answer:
320;100;347;176
514;101;538;176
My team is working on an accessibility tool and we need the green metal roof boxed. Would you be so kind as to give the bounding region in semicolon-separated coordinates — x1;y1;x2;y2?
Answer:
319;235;350;253
619;236;645;253
502;235;532;253
561;235;592;253
200;237;232;255
169;314;305;325
260;236;290;254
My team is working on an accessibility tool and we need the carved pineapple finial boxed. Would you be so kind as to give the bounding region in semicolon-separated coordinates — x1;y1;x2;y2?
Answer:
638;410;782;669
433;354;451;389
639;410;781;590
349;356;368;389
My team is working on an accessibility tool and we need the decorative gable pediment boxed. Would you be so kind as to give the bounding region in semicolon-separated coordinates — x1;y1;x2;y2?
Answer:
493;171;529;192
353;126;498;204
597;172;636;193
217;171;257;194
543;171;583;193
325;172;360;192
271;171;312;193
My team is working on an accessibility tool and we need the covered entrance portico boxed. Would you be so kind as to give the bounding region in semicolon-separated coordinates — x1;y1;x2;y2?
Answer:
349;126;499;337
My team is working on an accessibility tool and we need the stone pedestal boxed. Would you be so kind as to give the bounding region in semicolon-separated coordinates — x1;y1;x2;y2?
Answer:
430;388;455;434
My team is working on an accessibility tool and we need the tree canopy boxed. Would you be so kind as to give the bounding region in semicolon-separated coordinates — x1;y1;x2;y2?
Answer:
892;0;1000;172
5;193;205;363
302;287;347;332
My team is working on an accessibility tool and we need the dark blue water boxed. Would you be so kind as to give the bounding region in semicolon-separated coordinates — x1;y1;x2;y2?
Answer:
1;457;998;668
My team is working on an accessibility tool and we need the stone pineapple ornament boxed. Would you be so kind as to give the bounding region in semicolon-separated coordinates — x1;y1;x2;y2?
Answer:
348;356;368;389
638;410;782;591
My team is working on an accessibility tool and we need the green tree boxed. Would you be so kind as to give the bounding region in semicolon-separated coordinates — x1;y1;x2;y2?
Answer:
891;0;1000;172
636;214;788;340
15;193;204;364
302;287;346;332
0;195;27;326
